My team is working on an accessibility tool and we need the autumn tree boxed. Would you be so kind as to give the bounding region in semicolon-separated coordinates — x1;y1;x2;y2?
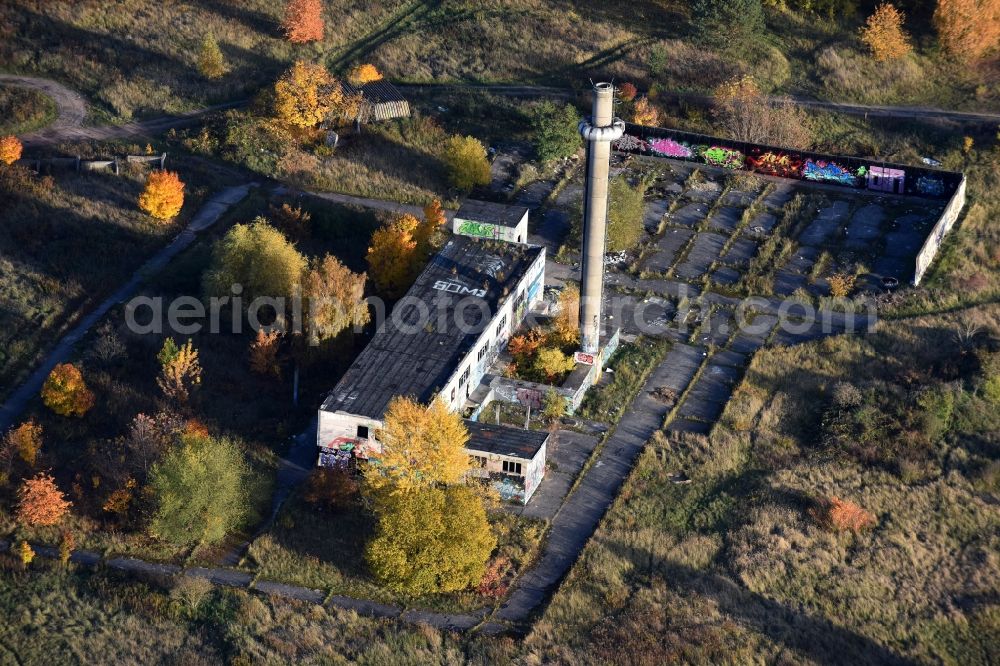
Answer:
443;135;491;191
282;0;324;43
157;338;202;403
0;135;23;165
713;75;812;149
532;101;581;163
415;198;447;254
303;254;371;344
269;201;312;241
17;540;34;568
541;389;569;421
934;0;1000;62
204;218;307;304
139;170;185;220
249;328;283;378
149;432;248;545
860;3;912;61
551;284;580;346
631;97;660;126
618;82;638;101
366;484;496;594
6;420;42;468
16;472;72;526
364;396;471;494
41;363;95;417
366;213;421;298
197;33;228;79
274;60;348;128
349;63;383;85
532;347;576;382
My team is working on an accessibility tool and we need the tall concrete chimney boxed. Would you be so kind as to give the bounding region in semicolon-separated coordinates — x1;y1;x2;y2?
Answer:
578;82;625;354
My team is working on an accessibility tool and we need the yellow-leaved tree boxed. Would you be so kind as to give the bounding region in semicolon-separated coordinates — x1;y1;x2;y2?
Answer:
138;170;185;220
0;135;23;165
203;218;307;304
366;484;496;594
860;3;912;61
197;33;228;79
551;283;580;347
442;136;491;191
366;213;421;298
274;60;349;129
7;420;42;467
41;363;95;417
934;0;1000;63
303;254;371;344
157;338;203;403
364;396;471;494
631;96;660;126
414;198;447;255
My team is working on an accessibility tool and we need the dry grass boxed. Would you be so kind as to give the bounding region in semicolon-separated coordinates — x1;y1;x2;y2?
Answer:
0;84;57;134
525;305;1000;664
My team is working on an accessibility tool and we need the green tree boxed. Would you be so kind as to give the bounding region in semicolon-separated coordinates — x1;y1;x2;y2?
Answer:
203;218;307;304
366;485;496;594
149;433;248;545
532;346;577;383
442;136;491;191
541;389;569;421
196;34;228;79
532;102;581;163
691;0;765;53
607;176;646;253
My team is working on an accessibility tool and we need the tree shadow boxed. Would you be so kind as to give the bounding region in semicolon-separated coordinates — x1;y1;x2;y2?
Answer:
185;0;278;37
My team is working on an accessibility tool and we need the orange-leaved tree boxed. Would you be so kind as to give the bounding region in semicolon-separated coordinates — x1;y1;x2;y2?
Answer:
7;420;42;467
17;472;72;526
415;198;447;254
41;363;95;417
366;213;421;298
348;63;383;85
934;0;1000;62
860;3;912;61
618;82;638;102
631;97;660;126
249;328;283;378
274;60;350;128
0;135;23;165
282;0;324;43
810;496;877;533
139;170;185;220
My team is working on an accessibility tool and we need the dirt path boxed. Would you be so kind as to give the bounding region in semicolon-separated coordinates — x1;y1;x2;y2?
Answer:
0;74;87;138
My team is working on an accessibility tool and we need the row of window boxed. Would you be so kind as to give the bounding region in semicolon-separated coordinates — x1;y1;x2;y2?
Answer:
471;455;523;475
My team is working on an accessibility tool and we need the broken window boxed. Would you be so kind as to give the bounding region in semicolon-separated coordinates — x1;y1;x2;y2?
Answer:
503;460;522;475
356;425;369;439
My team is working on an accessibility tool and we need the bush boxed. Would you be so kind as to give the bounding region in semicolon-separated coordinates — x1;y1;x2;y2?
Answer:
532;347;576;383
0;135;23;165
691;0;765;54
809;496;876;533
138;170;185;220
442;135;491;191
41;363;95;417
302;468;358;511
196;34;228;80
532;102;581;163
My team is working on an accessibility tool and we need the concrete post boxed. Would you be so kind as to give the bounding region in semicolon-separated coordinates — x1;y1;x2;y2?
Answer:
578;82;624;354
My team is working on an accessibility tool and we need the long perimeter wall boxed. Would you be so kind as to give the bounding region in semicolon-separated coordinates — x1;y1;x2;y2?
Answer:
618;123;966;285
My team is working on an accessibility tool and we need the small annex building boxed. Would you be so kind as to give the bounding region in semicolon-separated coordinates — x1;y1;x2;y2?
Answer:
465;420;547;504
453;199;530;244
340;79;410;123
317;230;547;502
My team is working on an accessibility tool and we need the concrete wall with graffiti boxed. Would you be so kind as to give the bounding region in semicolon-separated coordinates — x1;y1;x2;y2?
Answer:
453;213;529;244
618;123;963;201
914;176;967;285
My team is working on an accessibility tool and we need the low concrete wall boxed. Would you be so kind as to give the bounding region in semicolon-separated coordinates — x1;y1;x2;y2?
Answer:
913;175;967;285
16;153;165;175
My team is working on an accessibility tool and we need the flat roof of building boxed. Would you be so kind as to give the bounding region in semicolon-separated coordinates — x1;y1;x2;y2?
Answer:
455;200;529;228
465;421;548;459
321;236;544;420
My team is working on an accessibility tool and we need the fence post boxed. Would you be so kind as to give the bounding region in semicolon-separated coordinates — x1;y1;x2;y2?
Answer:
159;153;166;170
113;158;119;176
75;156;81;172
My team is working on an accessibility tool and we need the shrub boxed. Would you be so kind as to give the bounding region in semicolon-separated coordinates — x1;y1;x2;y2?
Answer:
533;347;576;383
532;101;581;163
157;339;202;404
269;202;312;241
860;3;912;61
6;420;42;467
59;530;75;566
631;97;660;126
810;496;876;533
618;82;638;101
348;63;383;85
442;135;491;191
0;135;22;165
196;33;228;79
17;540;34;568
713;75;811;149
170;575;214;611
249;329;282;379
477;556;512;598
41;363;95;417
138;170;185;220
828;273;856;298
16;472;72;527
302;467;358;511
541;389;569;421
282;0;324;43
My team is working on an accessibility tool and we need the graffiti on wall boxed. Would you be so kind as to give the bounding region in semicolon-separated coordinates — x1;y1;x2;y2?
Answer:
701;146;744;170
648;137;693;158
802;159;862;186
516;387;543;409
492;474;526;503
458;220;498;239
916;175;945;196
614;134;647;152
747;151;802;178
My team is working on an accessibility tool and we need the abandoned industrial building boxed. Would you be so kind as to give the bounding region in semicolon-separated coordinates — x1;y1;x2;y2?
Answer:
317;230;548;502
452;199;530;244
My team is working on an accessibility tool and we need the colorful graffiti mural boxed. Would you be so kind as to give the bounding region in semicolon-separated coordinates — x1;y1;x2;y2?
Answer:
916;175;945;196
701;146;744;169
647;137;693;158
457;220;498;238
802;159;862;186
613;134;646;152
747;151;802;177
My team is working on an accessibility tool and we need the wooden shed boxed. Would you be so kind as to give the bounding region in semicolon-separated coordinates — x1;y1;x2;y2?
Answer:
340;79;411;123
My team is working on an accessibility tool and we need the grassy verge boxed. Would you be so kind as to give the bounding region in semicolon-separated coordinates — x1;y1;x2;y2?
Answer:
578;338;671;424
0;84;57;134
